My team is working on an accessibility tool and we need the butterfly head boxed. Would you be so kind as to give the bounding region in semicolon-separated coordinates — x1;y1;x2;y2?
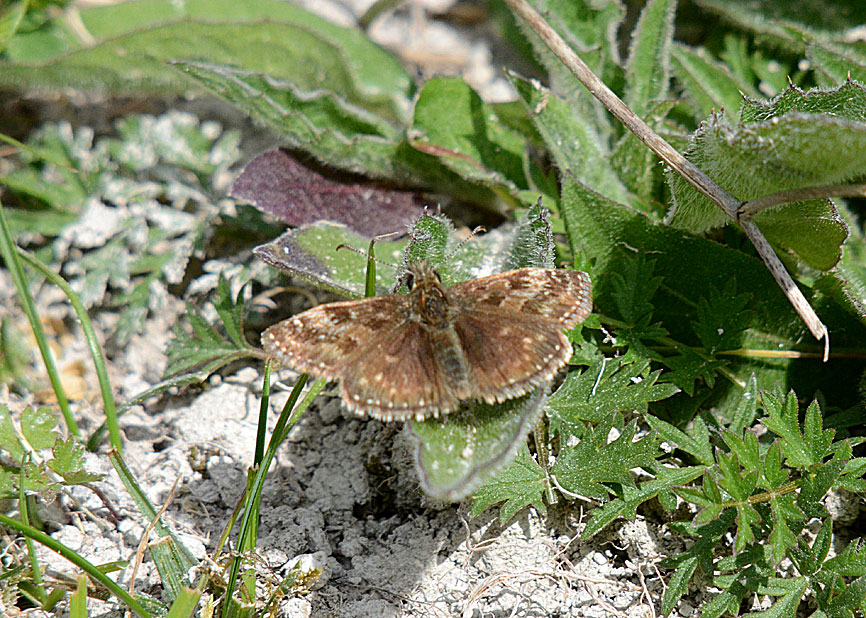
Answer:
404;261;452;327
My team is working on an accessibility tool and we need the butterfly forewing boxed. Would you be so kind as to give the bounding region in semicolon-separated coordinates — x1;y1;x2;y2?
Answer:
261;295;407;381
448;268;592;328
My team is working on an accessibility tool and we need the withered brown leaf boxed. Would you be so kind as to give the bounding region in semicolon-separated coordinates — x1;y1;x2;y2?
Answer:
262;261;592;421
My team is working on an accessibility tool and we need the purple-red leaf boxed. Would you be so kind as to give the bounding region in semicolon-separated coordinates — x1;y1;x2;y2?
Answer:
231;148;425;237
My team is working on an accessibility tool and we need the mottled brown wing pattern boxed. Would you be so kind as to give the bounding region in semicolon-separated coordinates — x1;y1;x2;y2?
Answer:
338;321;458;421
261;295;407;381
453;312;571;404
449;268;592;328
450;268;591;404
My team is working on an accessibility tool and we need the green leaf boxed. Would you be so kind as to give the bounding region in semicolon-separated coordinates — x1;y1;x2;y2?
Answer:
548;357;679;433
761;392;833;467
666;81;866;270
507;0;623;130
582;465;705;538
20;405;57;450
692;280;754;354
622;0;676;118
561;176;866;379
48;438;103;485
808;42;866;85
608;254;663;325
509;72;629;204
163;278;256;378
0;1;26;53
692;0;862;50
662;346;726;396
551;415;661;501
727;373;760;436
749;577;808;618
645;414;714;465
609;99;676;204
469;446;548;522
0;405;25;460
410;76;528;192
2;0;412;114
411;389;547;502
671;42;758;119
174;61;495;207
254;222;406;298
661;510;737;616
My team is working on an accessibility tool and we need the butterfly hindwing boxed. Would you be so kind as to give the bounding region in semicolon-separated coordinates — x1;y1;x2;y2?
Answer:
338;321;458;421
453;310;571;403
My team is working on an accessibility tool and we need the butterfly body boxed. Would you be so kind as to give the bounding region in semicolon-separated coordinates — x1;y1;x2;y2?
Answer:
262;261;592;421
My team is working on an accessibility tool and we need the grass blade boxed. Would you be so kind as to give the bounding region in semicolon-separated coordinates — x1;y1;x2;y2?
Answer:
0;202;75;434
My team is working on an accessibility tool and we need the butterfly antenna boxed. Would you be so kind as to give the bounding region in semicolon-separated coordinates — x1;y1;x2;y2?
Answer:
440;225;486;265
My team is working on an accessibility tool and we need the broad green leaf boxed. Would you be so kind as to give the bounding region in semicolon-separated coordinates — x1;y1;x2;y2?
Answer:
807;41;866;86
254;222;406;298
469;446;548;521
622;0;676;118
821;201;866;325
509;72;629;204
410;76;528;193
609;99;676;205
561;177;866;412
608;254;663;325
410;389;547;501
692;280;753;354
612;0;676;204
666;82;866;270
1;0;412;117
174;61;495;207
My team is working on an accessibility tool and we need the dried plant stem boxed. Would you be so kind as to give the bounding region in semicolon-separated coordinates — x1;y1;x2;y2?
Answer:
502;0;829;359
739;182;866;217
